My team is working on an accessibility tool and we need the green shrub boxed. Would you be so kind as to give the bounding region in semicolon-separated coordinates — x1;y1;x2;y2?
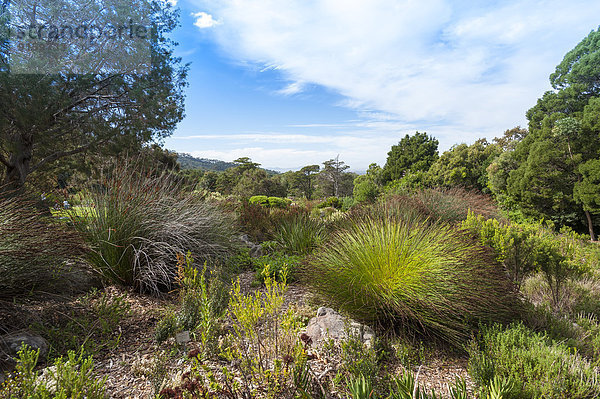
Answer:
467;323;600;398
32;288;130;358
267;196;291;208
317;196;342;209
462;213;585;305
305;216;518;347
71;160;238;294
249;195;269;206
0;345;107;398
0;195;88;299
251;253;302;283
248;195;291;208
154;253;226;355
220;272;303;398
461;212;541;288
274;213;325;255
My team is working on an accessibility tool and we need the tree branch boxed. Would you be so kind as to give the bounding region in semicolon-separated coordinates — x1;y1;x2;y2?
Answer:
30;138;106;174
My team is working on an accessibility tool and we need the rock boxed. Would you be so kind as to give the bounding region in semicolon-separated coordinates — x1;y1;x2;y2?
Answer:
249;244;263;258
304;307;375;348
239;234;264;258
240;234;253;247
0;331;49;359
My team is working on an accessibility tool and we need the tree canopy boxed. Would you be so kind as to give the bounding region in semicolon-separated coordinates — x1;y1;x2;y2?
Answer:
0;0;187;191
489;28;600;240
382;132;438;184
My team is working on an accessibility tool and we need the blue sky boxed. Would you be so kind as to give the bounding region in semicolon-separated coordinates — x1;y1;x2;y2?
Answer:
163;0;600;172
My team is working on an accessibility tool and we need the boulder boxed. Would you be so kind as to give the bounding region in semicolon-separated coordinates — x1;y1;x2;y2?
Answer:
304;307;375;348
1;331;49;359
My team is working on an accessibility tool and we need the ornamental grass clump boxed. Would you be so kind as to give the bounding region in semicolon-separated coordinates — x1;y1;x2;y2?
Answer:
72;160;238;294
306;215;519;347
0;194;88;299
274;213;325;255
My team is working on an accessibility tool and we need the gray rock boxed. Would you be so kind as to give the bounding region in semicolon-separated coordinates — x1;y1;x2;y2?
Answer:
1;331;49;359
249;244;264;258
305;307;375;348
240;234;253;247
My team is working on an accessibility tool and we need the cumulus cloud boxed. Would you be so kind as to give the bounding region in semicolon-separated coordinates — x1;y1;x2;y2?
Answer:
190;0;600;145
192;11;221;29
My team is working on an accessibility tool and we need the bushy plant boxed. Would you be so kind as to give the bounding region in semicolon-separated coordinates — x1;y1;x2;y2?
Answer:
268;196;291;208
71;160;238;294
237;201;272;242
249;195;269;206
0;345;107;398
462;213;587;306
461;212;541;288
467;323;600;399
305;215;518;347
154;253;226;356
274;214;325;255
32;288;130;358
219;269;303;397
251;253;302;283
0;194;88;298
317;196;342;209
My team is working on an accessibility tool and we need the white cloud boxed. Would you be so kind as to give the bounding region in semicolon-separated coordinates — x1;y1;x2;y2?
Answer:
277;81;304;96
192;12;221;29
191;0;600;145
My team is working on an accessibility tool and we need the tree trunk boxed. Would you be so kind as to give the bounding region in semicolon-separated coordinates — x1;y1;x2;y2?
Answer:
1;135;33;192
584;209;597;241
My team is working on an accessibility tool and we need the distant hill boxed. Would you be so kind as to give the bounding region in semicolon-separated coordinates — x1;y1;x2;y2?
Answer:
176;153;280;174
177;153;237;171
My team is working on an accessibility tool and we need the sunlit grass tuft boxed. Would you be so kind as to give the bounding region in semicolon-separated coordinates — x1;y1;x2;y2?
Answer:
306;216;519;346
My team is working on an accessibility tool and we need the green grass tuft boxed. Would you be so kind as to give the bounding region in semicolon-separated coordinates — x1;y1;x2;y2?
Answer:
305;216;519;347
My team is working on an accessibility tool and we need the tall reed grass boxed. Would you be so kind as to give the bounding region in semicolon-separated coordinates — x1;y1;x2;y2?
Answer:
0;194;87;298
72;161;238;294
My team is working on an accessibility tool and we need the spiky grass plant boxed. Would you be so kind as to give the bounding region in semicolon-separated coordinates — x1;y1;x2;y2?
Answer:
306;216;518;346
72;160;238;294
274;213;325;255
0;194;88;299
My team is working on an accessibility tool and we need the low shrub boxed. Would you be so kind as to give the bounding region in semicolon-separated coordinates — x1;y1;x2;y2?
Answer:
71;160;238;294
32;288;130;358
249;195;269;206
251;253;303;283
154;253;226;355
0;194;88;299
237;201;272;242
248;195;291;209
219;272;303;398
267;196;291;208
0;345;107;398
305;215;519;347
317;196;342;209
468;323;600;398
462;213;587;305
